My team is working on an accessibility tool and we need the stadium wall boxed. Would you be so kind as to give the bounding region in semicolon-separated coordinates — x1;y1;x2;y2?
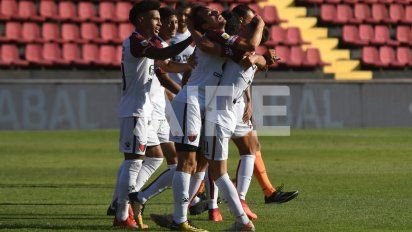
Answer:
1;76;412;130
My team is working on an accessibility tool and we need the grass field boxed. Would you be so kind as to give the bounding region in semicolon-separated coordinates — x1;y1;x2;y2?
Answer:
0;129;411;231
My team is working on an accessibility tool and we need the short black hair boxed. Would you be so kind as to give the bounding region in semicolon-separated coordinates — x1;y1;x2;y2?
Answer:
221;10;240;35
232;4;255;19
159;7;177;21
191;5;209;34
129;0;161;26
175;1;193;11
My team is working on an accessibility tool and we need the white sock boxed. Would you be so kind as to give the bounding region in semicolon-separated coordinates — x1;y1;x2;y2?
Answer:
215;173;249;225
205;171;219;209
111;161;125;205
236;155;255;200
172;171;191;224
135;157;164;192
138;164;177;204
116;159;143;221
188;172;205;206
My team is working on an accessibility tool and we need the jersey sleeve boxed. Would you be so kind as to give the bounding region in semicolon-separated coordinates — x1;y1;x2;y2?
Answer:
129;33;158;58
150;36;168;75
205;31;246;62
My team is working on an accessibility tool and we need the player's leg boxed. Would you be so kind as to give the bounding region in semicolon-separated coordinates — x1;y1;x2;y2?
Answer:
205;123;254;231
188;153;208;215
231;120;257;220
106;161;125;216
114;117;147;229
251;130;299;204
205;169;223;222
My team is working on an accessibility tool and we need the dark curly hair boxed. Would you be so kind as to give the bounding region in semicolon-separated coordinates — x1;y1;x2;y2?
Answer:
129;0;161;26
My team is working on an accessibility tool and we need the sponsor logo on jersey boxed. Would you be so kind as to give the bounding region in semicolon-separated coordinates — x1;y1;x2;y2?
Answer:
227;35;239;45
221;33;230;40
188;134;198;142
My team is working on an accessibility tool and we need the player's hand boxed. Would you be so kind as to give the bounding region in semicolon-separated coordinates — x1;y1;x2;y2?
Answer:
243;101;253;123
265;49;281;65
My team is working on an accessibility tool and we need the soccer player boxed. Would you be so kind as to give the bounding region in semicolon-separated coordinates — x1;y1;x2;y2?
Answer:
169;2;196;86
231;4;299;205
127;6;196;227
113;0;193;229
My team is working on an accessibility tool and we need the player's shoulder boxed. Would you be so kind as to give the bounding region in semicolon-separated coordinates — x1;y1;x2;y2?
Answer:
149;36;164;48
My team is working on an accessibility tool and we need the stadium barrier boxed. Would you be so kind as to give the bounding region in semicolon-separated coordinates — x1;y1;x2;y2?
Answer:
1;75;412;130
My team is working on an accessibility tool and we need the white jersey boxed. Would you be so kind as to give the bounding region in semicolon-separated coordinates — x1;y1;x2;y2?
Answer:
150;36;168;120
169;30;195;85
119;31;159;118
173;30;243;110
208;59;257;132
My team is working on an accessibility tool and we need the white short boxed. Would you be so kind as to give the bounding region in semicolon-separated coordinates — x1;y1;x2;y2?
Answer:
203;121;231;161
147;119;170;146
169;100;203;147
232;100;253;138
119;117;149;155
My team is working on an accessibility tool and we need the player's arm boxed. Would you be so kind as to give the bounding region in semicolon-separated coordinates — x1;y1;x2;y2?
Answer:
155;70;181;94
243;87;253;123
181;70;191;87
131;36;193;60
165;89;175;101
239;54;267;70
240;15;266;51
155;60;194;73
190;28;223;56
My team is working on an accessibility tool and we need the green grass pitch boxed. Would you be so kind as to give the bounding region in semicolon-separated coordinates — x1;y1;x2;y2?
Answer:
0;129;411;231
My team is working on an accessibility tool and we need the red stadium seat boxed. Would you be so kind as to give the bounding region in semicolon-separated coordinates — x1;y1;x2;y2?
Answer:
359;24;374;44
0;22;21;42
62;43;88;65
371;25;399;46
303;48;330;67
321;5;336;23
80;23;102;43
389;4;405;23
379;46;395;67
119;23;134;41
255;46;268;55
325;0;341;3
396;26;412;45
262;6;286;24
58;1;78;21
99;45;117;66
115;2;132;22
25;44;53;66
274;46;289;65
17;1;44;21
265;26;286;46
39;0;59;20
248;4;262;15
1;44;28;66
42;23;62;42
362;46;380;66
336;4;353;24
342;25;369;45
289;46;304;67
22;23;43;43
115;46;123;66
285;27;310;45
82;44;99;64
77;1;98;22
43;43;70;65
379;0;394;3
402;6;412;23
367;4;389;23
99;2;116;22
353;4;370;23
396;47;411;66
101;23;120;43
61;23;83;43
0;0;18;20
364;0;378;3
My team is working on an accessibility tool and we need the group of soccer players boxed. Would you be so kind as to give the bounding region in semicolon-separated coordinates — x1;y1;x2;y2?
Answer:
108;1;299;231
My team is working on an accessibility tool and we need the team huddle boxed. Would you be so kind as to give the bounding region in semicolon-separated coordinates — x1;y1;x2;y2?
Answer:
108;1;298;231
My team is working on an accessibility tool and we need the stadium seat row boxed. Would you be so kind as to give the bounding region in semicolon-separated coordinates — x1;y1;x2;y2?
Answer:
0;43;121;67
0;22;134;44
321;4;412;24
300;0;411;4
265;26;310;46
362;46;412;67
269;46;330;68
342;25;412;46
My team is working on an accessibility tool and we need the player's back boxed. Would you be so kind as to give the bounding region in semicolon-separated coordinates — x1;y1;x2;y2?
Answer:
119;32;155;118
